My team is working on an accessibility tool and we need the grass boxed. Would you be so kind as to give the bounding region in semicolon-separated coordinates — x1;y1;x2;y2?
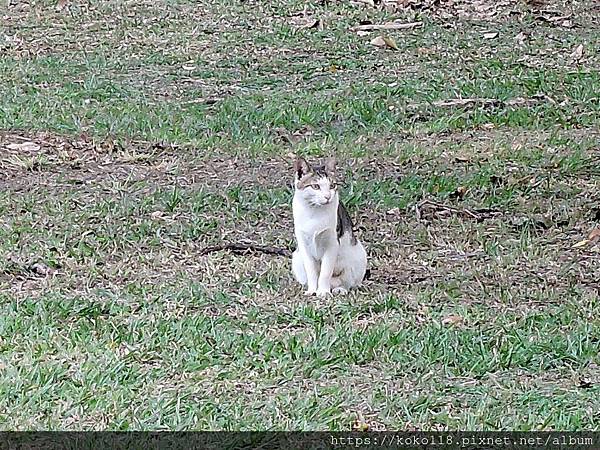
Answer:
0;0;599;431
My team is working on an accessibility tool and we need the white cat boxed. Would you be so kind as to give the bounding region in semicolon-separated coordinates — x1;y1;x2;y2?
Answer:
291;157;367;297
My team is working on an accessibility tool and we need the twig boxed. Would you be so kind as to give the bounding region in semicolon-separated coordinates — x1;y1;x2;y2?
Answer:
350;21;422;32
7;134;54;147
431;98;501;108
181;97;223;105
407;97;546;109
200;243;292;257
416;200;502;222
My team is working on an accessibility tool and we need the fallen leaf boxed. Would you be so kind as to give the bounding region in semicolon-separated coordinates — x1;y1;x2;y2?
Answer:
483;32;499;39
55;0;67;10
572;228;600;249
515;31;528;45
588;228;600;243
351;419;370;431
573;239;590;248
370;35;398;50
6;142;41;152
570;44;584;62
442;314;463;326
29;262;54;276
382;36;399;50
525;0;546;8
370;36;387;47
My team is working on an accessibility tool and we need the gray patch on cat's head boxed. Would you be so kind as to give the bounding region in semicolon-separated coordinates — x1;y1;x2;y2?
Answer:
294;157;336;188
312;157;336;178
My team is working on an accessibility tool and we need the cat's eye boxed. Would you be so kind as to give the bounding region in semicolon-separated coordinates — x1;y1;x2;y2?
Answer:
311;184;320;190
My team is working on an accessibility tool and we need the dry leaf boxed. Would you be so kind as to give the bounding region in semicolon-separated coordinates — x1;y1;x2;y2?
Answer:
370;36;398;50
588;228;600;243
383;36;399;50
571;239;590;248
30;262;54;276
6;142;41;152
570;44;584;62
515;31;528;45
442;314;463;326
370;36;387;47
483;32;499;39
572;229;600;249
55;0;67;10
351;419;370;431
525;0;546;9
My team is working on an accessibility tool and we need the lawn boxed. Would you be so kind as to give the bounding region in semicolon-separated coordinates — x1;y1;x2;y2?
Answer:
0;0;599;430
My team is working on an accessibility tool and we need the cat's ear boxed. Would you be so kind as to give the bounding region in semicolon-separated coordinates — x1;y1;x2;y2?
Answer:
324;157;336;176
294;157;311;179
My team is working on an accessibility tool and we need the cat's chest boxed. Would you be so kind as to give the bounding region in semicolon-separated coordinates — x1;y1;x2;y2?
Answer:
296;219;336;256
293;198;338;256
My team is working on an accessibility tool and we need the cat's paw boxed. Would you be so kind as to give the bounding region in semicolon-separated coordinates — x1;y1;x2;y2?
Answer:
316;289;331;298
303;289;317;296
332;287;348;295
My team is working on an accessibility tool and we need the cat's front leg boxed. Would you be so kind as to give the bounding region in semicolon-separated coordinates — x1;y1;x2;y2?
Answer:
316;248;338;297
299;246;319;295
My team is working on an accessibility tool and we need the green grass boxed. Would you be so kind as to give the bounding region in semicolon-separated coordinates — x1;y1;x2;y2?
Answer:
0;0;599;431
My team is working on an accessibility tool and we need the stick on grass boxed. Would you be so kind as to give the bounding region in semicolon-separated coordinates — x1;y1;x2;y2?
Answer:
200;243;292;257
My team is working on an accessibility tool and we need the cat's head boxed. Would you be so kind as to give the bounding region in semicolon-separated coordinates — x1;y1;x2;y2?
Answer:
293;157;338;206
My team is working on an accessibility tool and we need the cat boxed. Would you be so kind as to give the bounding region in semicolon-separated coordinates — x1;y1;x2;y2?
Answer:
291;157;367;297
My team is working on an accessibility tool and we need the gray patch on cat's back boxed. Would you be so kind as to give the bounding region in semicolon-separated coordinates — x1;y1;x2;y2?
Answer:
337;201;357;245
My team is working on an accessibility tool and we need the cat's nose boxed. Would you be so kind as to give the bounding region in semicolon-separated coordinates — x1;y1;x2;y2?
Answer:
324;193;332;201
